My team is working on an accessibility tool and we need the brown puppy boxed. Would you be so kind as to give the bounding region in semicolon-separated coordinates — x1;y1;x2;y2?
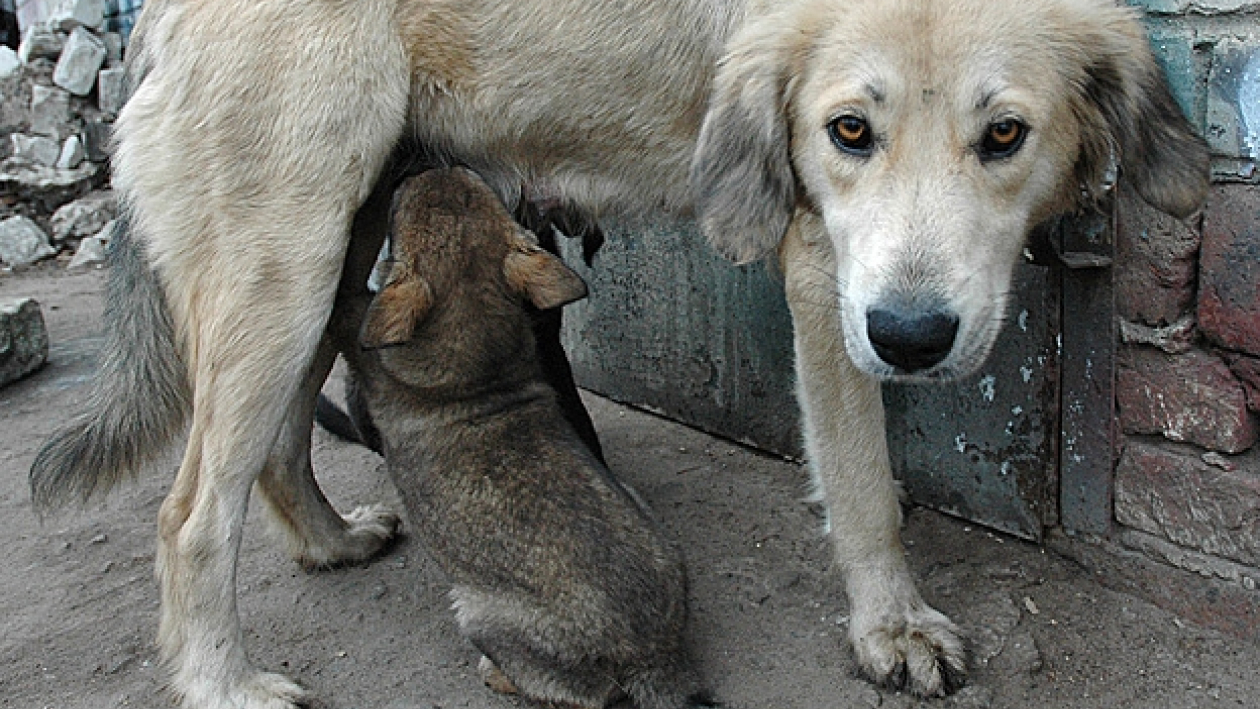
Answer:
333;168;712;709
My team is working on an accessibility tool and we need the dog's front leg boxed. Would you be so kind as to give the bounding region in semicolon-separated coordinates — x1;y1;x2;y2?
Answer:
780;214;967;697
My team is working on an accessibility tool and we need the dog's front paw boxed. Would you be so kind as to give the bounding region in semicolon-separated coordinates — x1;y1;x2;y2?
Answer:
849;603;968;697
299;504;402;569
178;670;309;709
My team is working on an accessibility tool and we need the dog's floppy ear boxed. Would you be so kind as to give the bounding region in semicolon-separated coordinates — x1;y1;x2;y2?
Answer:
504;228;588;310
1071;7;1210;218
360;266;434;349
691;18;800;265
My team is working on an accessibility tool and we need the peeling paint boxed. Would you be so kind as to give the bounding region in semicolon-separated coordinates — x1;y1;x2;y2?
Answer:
979;375;996;402
1241;51;1260;159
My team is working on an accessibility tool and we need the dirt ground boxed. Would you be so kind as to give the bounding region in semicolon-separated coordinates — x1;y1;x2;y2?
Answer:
3;264;1259;709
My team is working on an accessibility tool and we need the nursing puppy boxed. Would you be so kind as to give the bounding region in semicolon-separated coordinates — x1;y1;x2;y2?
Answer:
30;0;1209;705
334;168;712;709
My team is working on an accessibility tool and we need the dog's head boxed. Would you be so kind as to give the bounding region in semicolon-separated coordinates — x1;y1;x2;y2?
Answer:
360;168;587;373
692;0;1209;381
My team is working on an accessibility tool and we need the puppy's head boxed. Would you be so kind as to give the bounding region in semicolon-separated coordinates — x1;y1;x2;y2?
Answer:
361;168;587;359
693;0;1208;381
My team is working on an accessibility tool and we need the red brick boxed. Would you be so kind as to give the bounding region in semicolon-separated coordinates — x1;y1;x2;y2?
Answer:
1199;185;1260;356
1115;184;1200;326
1117;346;1258;453
1225;353;1260;413
1114;438;1260;568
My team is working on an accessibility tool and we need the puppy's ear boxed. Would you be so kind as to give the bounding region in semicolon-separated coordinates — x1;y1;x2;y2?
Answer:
505;229;588;310
691;18;800;265
360;269;434;349
1072;7;1209;218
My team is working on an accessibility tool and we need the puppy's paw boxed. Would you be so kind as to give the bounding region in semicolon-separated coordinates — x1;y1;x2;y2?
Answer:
850;604;968;698
299;504;402;569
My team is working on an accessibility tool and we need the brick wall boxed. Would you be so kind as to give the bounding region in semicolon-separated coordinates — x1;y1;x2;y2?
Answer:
1102;0;1260;639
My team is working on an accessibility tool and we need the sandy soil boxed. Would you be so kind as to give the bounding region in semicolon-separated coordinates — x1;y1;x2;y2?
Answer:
2;265;1258;709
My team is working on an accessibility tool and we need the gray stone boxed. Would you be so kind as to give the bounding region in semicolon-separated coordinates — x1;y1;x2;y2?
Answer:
49;191;114;243
99;32;123;65
11;133;62;167
56;135;84;170
0;157;102;213
48;0;105;32
53;27;105;96
17;26;64;64
0;46;19;79
97;65;125;115
68;232;107;269
0;216;56;266
29;84;72;139
80;118;111;162
0;298;49;387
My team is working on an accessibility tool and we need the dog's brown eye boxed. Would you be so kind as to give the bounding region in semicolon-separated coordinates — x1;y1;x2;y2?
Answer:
828;115;874;155
979;119;1027;160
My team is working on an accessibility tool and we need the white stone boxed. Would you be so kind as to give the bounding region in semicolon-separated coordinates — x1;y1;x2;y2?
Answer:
68;233;107;269
17;25;64;64
97;65;125;115
0;216;56;267
56;135;85;170
11;133;62;167
0;46;20;79
49;0;105;31
52;26;105;96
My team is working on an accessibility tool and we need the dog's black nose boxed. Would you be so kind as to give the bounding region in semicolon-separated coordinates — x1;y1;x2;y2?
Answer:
866;306;959;373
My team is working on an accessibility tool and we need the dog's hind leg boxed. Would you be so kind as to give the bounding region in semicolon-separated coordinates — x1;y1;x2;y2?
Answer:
256;181;402;569
780;213;967;698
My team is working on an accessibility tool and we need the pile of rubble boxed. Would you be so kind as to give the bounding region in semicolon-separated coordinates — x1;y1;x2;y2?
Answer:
1;0;121;272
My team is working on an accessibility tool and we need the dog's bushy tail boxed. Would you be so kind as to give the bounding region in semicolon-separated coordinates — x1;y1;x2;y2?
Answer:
29;212;191;512
625;666;721;709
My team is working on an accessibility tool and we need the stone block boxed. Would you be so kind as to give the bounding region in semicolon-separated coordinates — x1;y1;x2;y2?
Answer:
97;65;124;115
1115;438;1260;568
1117;346;1259;453
67;230;107;269
0;45;19;79
0;298;49;387
80;118;110;162
29;84;72;139
52;26;104;96
49;190;114;243
1199;185;1260;357
0;215;56;266
48;0;105;31
11;133;61;167
1115;184;1200;326
17;26;63;64
55;134;84;169
1205;37;1259;160
1226;354;1260;412
99;32;122;65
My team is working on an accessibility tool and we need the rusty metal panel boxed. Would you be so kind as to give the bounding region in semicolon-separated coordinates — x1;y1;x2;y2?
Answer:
1057;207;1118;536
884;261;1061;541
558;219;802;457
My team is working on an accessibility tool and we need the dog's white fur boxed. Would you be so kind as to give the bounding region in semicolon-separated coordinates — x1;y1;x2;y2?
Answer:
30;0;1207;706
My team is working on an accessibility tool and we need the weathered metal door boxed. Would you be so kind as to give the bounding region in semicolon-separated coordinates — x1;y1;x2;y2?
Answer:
559;218;1068;540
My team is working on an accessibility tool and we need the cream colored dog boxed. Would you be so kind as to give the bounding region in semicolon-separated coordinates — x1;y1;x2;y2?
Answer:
30;0;1207;707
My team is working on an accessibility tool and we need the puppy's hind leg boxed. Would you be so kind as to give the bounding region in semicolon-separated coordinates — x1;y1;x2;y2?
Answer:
780;213;967;698
256;182;401;569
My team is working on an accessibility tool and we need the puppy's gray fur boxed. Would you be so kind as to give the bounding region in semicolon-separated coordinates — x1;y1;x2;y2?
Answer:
336;168;710;709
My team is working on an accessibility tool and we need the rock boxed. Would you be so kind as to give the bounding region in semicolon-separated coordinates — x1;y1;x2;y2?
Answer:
97;65;125;115
0;157;102;213
11;133;62;167
0;46;19;79
0;216;56;266
29;84;73;139
18;26;64;64
68;232;107;269
53;27;105;96
80;118;110;162
48;0;105;32
99;32;122;65
1199;185;1260;357
50;191;114;243
56;135;85;170
0;298;49;387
